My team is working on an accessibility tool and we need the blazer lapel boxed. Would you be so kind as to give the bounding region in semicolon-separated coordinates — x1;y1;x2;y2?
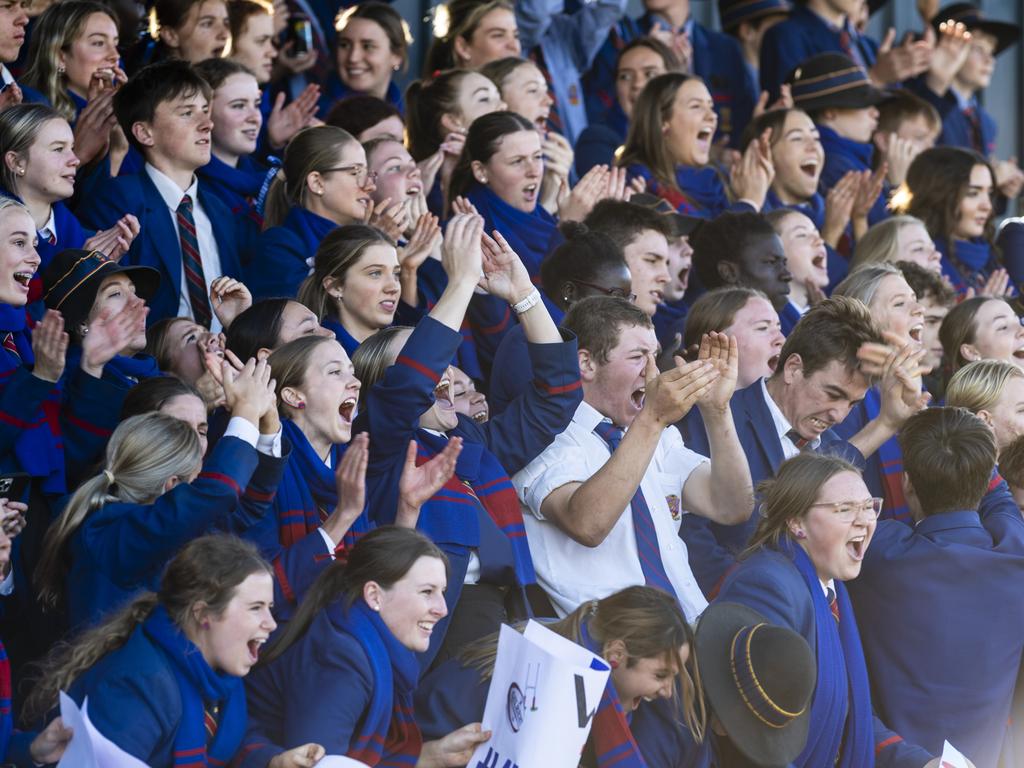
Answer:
744;382;786;475
141;175;183;293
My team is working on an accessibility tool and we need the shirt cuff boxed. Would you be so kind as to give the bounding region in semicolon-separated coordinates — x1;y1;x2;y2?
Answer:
256;428;283;457
223;416;259;448
0;564;14;595
318;527;336;557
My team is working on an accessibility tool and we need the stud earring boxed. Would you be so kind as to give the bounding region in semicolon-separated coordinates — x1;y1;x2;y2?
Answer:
57;65;65;74
609;659;619;669
794;530;807;540
373;604;381;612
296;401;306;409
202;621;210;629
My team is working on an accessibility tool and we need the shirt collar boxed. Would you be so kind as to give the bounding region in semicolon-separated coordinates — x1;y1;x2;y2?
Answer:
576;400;615;432
145;162;199;209
951;86;976;112
760;377;822;450
38;206;56;243
0;65;13;87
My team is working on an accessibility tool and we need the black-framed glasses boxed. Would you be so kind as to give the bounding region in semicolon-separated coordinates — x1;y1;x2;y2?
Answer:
321;164;377;187
571;280;636;303
808;497;883;523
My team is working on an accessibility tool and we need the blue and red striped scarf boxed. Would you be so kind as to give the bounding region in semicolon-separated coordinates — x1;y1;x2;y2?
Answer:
625;164;732;219
277;419;370;552
578;617;648;768
0;304;65;493
328;599;421;766
142;605;247;767
863;388;910;523
415;428;536;588
0;639;10;762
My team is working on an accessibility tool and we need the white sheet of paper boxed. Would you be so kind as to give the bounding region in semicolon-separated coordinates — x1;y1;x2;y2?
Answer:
314;757;371;767
56;692;150;768
940;740;970;768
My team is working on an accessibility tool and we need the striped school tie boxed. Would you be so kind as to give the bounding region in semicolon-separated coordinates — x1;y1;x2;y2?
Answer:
204;702;219;743
2;333;19;361
176;194;212;328
786;429;810;451
826;586;840;623
593;421;679;601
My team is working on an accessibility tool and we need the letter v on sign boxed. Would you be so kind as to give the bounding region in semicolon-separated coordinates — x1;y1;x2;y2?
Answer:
574;674;598;728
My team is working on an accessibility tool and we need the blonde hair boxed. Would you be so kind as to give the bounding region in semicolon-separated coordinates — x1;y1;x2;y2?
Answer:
268;334;341;416
0;103;66;194
35;413;203;609
832;262;904;308
459;586;705;741
850;216;927;271
946;360;1024;415
262;125;358;228
22;1;117;122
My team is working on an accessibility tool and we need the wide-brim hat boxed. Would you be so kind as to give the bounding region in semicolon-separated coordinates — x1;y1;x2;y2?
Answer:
695;602;816;768
718;0;791;32
629;192;702;238
931;3;1020;55
42;249;161;328
786;52;889;112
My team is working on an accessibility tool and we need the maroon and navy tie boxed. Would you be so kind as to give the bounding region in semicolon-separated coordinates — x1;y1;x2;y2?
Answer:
176;194;212;328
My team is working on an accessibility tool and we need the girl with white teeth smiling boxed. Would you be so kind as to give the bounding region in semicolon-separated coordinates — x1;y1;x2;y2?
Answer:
353;211;579;666
194;59;274;231
35;355;284;629
0;104;140;296
321;3;409;116
254;126;378;299
716;453;938;768
618;73;774;218
27;535;327;768
298;225;411;357
897;146;1002;298
245;527;490;767
832;263;929;523
418;585;704;765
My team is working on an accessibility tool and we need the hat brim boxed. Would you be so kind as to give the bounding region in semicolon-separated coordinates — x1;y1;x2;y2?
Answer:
51;261;162;327
793;82;889;113
695;603;812;768
972;20;1020;55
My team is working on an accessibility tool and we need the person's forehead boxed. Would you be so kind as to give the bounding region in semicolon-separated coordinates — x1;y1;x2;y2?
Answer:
613;323;657;350
811;358;866;388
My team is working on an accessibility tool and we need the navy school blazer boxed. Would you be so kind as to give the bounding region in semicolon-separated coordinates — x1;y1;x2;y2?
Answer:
676;379;864;594
75;170;252;325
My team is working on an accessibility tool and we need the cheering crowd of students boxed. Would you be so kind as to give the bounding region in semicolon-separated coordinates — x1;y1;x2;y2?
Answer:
0;0;1023;764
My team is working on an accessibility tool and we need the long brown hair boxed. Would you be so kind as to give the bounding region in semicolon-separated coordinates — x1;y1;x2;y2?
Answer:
744;452;862;556
617;72;698;191
297;224;394;321
459;586;705;740
259;526;448;665
24;535;271;722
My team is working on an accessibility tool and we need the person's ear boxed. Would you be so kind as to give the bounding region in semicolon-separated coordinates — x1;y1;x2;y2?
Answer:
363;580;383;611
323;275;343;302
603;638;627;669
960;343;981;363
440;112;463;135
163;475;183;493
471;159;488;185
975;408;994;428
190;600;211;630
159;25;181;49
872;130;889;155
452;34;472;66
787;518;807;540
578;349;597;381
902;471;924;521
131;121;156;149
280;385;306;410
716;259;740;285
559;280;577;305
782;352;803;385
306;170;326;197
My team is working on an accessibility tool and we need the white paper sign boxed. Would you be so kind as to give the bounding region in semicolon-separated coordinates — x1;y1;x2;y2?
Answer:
56;692;149;768
468;621;610;768
314;758;371;767
940;740;971;768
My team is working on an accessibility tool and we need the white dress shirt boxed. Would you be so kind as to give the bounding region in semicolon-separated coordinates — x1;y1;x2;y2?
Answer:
513;400;709;620
144;163;224;332
38;206;57;247
761;378;821;460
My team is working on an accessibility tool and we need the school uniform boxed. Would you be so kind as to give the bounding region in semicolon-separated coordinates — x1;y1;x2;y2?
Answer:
585;16;758;148
317;74;404;117
240;599;422;768
516;0;627;145
677;378;864;594
416;618;694;768
907;80;996;157
574;103;628;177
624;163;755;219
489;294;565;415
848;477;1024;768
818;124;889;228
76;165;250;329
715;543;934;768
197;154;276;235
415;257;483;382
248;205;334;301
935;236;1000;297
357;315;581;664
67;420;286;629
759;4;877;99
68;605;248;768
997;219;1024;288
0;64;47;106
762;188;849;289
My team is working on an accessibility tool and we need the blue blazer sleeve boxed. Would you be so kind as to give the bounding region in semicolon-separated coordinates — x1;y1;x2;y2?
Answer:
248;226;308;300
0;366;56;462
80;436;259;588
60;369;125;489
715;551;814;640
226;442;291;534
414;658;490;740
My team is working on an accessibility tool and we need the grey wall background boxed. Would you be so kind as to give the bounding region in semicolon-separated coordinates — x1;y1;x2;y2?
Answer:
393;0;1021;208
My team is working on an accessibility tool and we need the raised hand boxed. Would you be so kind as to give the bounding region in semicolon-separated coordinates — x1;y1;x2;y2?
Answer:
822;170;858;247
210;276;253;329
221;355;277;426
696;332;739;413
558;164;610;223
82;214;140;261
365;197;406;242
975;268;1014;298
450;196;479;217
877;343;931;431
540;132;574;214
31;310;68;383
478;229;532;303
80;302;147;378
852;165;887;224
267;84;320;148
730;128;774;210
268;743;327;768
73;89;119;165
397;436;463;527
882;132;921;187
926;20;971;94
0;499;28;540
416;149;446;195
441;213;484;285
28;717;73;766
869;27;933;86
642;355;719;427
0;82;22;110
994;158;1024;200
326;432;369;541
422;723;492;768
399;213;442;272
